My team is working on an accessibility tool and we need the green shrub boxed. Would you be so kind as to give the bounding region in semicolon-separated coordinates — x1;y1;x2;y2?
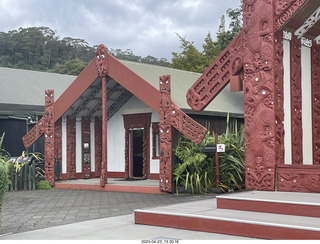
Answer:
173;114;245;193
36;180;52;190
0;161;9;209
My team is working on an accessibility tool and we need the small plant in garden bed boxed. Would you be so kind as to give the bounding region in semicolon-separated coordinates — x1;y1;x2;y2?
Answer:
36;180;52;190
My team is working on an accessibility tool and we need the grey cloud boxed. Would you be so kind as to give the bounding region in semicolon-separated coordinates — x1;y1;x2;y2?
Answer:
0;0;241;60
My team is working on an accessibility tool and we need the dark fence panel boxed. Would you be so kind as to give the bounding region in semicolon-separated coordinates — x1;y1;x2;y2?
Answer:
8;162;38;191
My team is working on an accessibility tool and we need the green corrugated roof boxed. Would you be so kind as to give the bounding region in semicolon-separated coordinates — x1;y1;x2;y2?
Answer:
0;67;76;107
121;60;244;117
0;60;244;117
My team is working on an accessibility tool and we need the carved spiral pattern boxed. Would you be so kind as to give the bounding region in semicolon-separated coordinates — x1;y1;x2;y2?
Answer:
243;0;276;191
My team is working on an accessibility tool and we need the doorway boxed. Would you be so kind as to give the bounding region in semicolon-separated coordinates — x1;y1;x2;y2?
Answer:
131;129;143;178
123;113;151;179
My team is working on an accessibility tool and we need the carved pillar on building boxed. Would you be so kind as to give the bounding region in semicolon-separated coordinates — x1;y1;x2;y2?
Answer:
159;75;173;192
243;0;276;190
95;117;102;177
159;75;207;192
66;116;76;179
54;118;62;180
290;35;303;164
82;117;91;178
96;44;109;186
312;43;320;165
274;32;285;165
44;90;55;185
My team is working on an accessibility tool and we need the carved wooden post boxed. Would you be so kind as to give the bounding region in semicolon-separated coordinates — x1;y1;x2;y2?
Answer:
54;118;62;180
44;90;55;186
242;0;277;190
312;43;320;164
66;116;76;179
95;117;102;177
96;44;109;186
159;75;172;192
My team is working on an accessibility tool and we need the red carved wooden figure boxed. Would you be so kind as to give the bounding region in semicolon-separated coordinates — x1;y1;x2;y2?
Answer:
96;44;109;186
44;90;55;185
159;75;173;192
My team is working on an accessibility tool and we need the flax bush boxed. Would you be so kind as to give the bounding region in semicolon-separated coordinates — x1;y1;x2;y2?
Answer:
173;115;245;193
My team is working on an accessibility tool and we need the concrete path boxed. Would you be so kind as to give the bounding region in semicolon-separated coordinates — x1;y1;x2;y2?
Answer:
0;214;253;240
0;188;253;240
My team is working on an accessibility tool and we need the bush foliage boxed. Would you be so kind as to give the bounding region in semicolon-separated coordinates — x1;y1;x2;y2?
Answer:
173;116;245;194
36;180;52;190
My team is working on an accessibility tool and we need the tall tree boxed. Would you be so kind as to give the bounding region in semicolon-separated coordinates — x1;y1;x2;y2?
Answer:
170;34;207;73
170;3;243;72
217;5;243;51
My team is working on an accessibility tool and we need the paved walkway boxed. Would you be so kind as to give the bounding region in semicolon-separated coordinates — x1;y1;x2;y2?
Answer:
0;189;216;237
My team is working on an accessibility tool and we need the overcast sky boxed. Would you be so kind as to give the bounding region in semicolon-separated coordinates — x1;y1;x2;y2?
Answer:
0;0;241;61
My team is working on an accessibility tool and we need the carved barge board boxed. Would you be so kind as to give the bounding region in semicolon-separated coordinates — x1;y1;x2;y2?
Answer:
186;31;244;112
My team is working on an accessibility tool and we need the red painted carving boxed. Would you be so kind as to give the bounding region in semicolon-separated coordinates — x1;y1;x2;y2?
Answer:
277;165;320;193
275;0;308;30
242;0;276;191
22;117;45;149
96;44;109;77
290;35;303;165
95;45;109;186
44;90;55;186
54;118;62;179
66;116;76;179
82;117;91;178
274;32;285;165
95;117;102;177
159;75;173;192
123;113;151;179
159;75;207;192
312;42;320;165
186;32;244;112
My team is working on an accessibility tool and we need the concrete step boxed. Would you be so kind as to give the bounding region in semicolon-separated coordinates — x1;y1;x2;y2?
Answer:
134;192;320;240
217;191;320;218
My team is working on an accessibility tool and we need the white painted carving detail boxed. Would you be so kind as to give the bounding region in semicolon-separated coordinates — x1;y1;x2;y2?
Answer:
283;30;292;41
294;6;320;39
301;37;312;48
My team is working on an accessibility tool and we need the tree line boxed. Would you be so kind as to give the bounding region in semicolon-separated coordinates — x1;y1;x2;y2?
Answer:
0;4;242;75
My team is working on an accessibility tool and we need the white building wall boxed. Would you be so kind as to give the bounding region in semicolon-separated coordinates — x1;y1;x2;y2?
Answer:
90;118;95;172
61;117;67;173
75;117;82;173
107;95;159;173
